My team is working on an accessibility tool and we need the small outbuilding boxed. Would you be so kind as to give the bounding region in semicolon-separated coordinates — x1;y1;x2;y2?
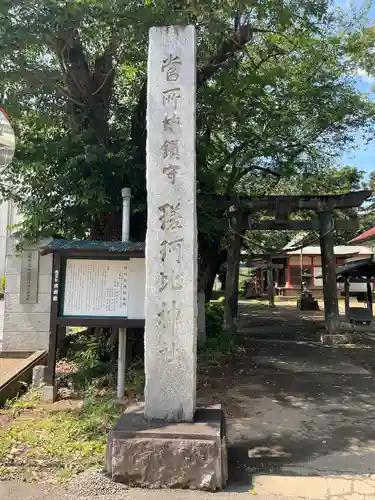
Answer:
335;258;375;325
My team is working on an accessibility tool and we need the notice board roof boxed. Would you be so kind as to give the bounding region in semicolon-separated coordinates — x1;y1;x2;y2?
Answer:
41;239;145;257
316;258;375;280
335;258;375;279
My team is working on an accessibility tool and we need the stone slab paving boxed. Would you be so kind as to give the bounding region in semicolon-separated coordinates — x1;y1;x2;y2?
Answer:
0;358;26;384
0;351;46;385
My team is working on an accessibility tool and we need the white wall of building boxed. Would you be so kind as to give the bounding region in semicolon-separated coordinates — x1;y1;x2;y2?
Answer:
0;200;10;278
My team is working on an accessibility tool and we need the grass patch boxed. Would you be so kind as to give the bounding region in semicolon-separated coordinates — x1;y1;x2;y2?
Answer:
0;305;236;484
0;330;141;483
0;329;145;483
0;390;122;483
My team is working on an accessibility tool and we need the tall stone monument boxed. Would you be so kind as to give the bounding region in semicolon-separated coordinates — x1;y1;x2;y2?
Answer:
144;24;197;422
105;25;227;491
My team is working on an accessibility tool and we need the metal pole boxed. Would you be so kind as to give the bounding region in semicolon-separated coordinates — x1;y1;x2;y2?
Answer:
367;277;373;318
117;188;131;399
300;247;303;295
121;187;131;242
117;326;127;399
344;276;350;320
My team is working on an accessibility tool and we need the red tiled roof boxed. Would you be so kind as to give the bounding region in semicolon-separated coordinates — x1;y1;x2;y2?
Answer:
349;227;375;243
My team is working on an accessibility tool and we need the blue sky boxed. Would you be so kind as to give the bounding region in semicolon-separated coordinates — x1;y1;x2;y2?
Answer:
338;0;375;176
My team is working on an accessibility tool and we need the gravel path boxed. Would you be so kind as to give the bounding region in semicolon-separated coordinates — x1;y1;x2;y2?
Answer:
0;479;309;500
3;470;375;500
0;472;286;500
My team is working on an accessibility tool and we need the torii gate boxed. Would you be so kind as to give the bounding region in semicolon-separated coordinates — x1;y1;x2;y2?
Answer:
222;190;372;340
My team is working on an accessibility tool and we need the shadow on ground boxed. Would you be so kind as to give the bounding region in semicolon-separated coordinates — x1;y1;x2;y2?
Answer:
197;301;375;487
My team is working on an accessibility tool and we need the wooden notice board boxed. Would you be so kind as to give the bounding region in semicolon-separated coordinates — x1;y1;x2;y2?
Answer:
62;259;130;318
41;239;146;386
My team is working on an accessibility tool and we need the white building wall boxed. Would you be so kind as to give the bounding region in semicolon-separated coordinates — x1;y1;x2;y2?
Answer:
0;201;10;278
0;201;53;352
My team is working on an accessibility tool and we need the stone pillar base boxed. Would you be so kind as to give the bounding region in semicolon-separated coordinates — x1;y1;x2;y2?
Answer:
32;365;46;389
105;403;228;491
321;333;353;345
40;385;57;402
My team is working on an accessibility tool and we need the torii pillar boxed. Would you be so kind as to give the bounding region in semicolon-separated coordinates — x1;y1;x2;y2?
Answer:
318;209;340;338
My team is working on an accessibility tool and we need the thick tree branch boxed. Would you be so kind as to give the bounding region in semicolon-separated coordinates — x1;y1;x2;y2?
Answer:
197;24;254;86
92;39;119;98
240;165;282;178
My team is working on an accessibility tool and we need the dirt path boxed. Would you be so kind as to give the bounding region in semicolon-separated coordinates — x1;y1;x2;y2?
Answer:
197;302;375;487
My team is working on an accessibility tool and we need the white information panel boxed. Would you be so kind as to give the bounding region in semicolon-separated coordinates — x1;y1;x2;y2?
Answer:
63;259;129;317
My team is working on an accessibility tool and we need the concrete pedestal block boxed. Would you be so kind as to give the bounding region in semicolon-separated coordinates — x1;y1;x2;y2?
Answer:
105;403;227;491
40;385;57;402
321;333;353;345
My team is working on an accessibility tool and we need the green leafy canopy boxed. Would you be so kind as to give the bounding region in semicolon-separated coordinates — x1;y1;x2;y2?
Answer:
0;0;374;262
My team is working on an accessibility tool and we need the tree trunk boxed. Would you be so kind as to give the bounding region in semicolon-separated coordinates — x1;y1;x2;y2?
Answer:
204;250;227;300
198;235;227;301
90;205;146;242
318;210;339;335
224;210;242;331
90;210;122;240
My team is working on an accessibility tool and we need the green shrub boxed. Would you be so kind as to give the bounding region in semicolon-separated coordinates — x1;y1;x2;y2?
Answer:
56;341;115;391
202;302;235;356
205;302;224;338
239;279;247;297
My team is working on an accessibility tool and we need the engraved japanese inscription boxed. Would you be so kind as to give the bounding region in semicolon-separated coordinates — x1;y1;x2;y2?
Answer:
161;54;182;81
157;300;181;361
161;139;180;160
19;250;39;304
163;114;180;133
162;88;181;109
145;25;197;422
160;238;184;263
158;203;183;231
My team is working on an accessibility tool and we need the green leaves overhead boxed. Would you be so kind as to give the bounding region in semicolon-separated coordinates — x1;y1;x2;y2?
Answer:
0;0;373;249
